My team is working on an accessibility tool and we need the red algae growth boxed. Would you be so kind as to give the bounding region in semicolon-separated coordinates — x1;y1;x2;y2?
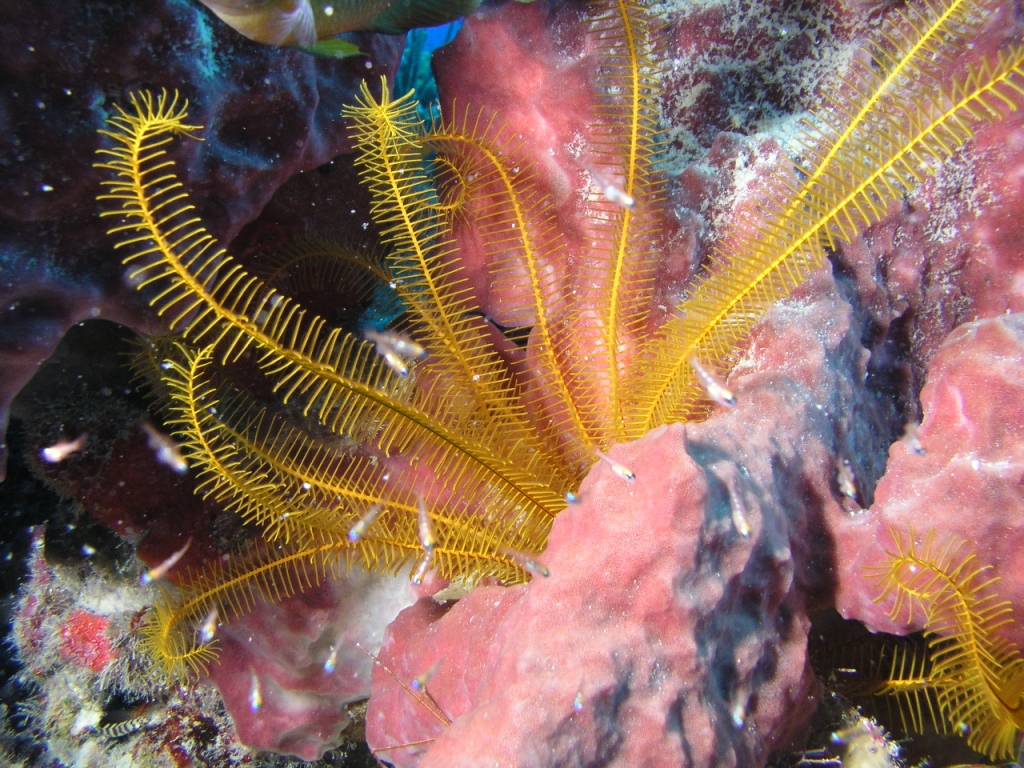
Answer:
59;611;116;673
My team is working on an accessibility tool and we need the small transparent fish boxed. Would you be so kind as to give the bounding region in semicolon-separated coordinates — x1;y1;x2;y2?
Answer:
565;490;582;504
199;606;219;644
688;356;737;408
731;707;745;728
365;328;427;360
324;643;339;673
588;166;635;208
356;642;453;727
249;671;263;712
572;691;584;712
348;502;385;542
381;349;409;377
593;448;635;482
417;497;436;553
141;422;187;474
411;661;440;693
837;459;858;500
500;546;550;578
81;544;97;557
140;537;192;585
729;487;751;537
901;421;926;455
411;549;433;585
365;328;426;377
730;682;750;727
41;435;86;463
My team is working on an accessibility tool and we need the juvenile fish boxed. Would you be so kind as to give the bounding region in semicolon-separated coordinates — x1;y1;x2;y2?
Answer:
249;671;263;712
688;356;737;408
365;328;427;377
500;546;550;578
837;459;858;501
364;328;427;360
411;549;433;585
324;643;339;673
348;503;385;542
41;435;86;463
411;661;440;693
140;537;192;585
199;606;219;643
901;421;926;455
417;497;436;553
593;448;635;482
588;166;635;209
141;422;188;474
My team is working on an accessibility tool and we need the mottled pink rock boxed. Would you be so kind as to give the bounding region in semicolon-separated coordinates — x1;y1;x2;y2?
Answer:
831;313;1024;648
433;0;696;335
661;0;849;155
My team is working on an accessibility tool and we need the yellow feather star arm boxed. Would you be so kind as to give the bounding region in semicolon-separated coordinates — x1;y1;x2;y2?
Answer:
423;108;595;474
164;344;553;567
342;82;567;492
577;0;666;444
628;15;1024;434
94;90;565;525
793;0;997;228
871;529;1024;760
140;539;351;682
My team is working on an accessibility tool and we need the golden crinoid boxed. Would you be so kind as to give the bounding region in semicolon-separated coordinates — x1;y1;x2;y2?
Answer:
867;529;1024;761
94;0;1024;682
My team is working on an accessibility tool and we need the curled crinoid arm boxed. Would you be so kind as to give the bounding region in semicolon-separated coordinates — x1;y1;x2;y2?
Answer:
343;82;566;489
96;89;566;572
160;343;550;580
869;528;1024;760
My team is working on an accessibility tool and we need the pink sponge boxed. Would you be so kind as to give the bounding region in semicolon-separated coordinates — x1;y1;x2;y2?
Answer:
368;424;818;767
205;567;416;760
831;313;1024;647
365;269;882;767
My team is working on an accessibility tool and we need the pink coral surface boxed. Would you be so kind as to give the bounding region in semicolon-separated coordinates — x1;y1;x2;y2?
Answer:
368;268;865;766
206;568;415;759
